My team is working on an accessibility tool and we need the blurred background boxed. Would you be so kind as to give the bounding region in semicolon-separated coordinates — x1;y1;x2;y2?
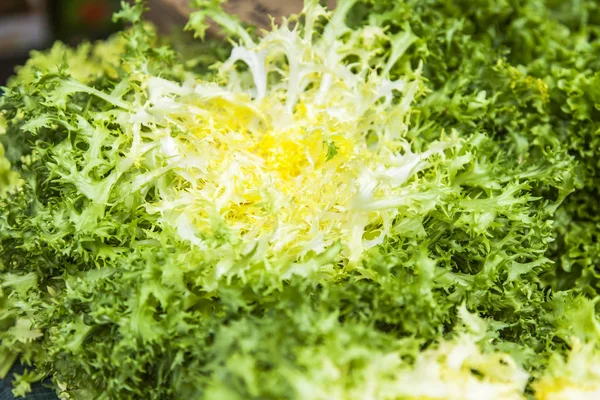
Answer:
0;0;122;84
0;0;332;85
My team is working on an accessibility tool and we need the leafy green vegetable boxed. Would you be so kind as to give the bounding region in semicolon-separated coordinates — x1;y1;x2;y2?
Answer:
0;0;599;398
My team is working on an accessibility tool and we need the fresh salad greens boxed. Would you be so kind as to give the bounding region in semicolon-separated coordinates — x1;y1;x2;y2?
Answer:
0;0;599;398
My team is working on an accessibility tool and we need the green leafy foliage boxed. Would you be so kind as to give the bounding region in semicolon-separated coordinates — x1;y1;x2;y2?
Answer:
0;0;599;398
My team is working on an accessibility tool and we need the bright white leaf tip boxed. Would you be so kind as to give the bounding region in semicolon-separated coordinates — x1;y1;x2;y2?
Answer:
534;338;600;400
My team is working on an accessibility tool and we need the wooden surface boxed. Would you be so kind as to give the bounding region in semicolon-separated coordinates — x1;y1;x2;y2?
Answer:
149;0;336;32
